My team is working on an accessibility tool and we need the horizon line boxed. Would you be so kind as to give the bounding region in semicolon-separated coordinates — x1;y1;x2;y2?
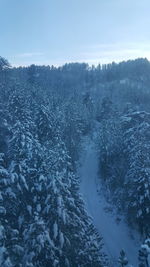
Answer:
11;56;149;68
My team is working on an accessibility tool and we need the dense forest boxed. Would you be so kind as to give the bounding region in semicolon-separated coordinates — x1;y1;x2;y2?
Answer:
0;56;150;266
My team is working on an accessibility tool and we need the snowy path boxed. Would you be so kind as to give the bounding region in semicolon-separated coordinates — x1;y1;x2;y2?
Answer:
78;137;140;266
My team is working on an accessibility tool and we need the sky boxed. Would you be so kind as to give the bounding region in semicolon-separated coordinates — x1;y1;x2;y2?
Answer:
1;0;150;67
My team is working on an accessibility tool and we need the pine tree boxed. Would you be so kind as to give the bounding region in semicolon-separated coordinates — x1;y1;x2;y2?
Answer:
123;112;150;234
118;250;128;267
138;238;150;267
0;153;13;267
23;214;57;267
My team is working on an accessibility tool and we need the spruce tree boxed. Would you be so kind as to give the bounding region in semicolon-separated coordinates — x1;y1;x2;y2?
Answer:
118;250;128;267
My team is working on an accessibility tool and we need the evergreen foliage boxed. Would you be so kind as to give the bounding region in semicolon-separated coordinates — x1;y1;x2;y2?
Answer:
1;56;150;265
0;57;107;266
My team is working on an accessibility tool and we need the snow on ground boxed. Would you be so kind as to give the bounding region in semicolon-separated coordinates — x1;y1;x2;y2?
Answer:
78;136;141;266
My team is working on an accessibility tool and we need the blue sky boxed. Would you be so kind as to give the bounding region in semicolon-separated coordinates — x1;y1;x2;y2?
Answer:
1;0;150;66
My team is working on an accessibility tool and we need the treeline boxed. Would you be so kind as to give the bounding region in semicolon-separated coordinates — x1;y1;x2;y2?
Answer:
9;58;150;114
0;57;107;267
12;57;150;85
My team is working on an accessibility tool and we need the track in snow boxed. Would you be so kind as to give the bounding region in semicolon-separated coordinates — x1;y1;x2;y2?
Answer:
79;137;140;266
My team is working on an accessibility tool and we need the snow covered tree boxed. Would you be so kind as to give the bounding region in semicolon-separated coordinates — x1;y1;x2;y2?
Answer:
0;153;23;266
118;250;128;267
0;153;13;267
0;224;13;267
97;107;150;234
122;112;150;234
23;214;57;267
0;57;10;71
27;64;37;85
39;135;107;266
96;99;123;203
138;238;150;267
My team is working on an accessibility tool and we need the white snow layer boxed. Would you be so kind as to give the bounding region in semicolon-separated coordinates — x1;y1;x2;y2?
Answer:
78;137;141;267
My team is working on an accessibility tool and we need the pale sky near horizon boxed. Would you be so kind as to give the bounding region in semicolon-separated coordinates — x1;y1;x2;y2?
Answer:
1;0;150;66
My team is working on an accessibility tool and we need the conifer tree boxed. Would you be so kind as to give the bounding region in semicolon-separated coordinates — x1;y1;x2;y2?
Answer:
118;250;128;267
